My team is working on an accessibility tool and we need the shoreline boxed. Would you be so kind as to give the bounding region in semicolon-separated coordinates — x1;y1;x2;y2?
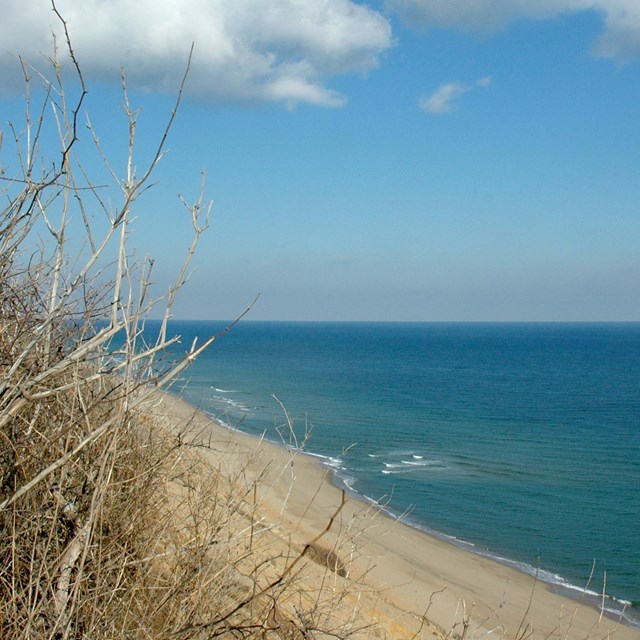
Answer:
312;450;640;632
146;390;640;639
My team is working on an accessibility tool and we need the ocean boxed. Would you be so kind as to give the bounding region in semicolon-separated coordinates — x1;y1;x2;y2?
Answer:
150;321;640;627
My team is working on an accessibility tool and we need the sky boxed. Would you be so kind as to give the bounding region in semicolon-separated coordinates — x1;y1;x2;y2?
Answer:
1;0;640;321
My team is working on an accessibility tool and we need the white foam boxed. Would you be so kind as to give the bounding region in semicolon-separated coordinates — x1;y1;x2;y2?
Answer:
215;417;232;429
401;459;437;466
325;456;344;470
211;395;252;413
383;459;446;470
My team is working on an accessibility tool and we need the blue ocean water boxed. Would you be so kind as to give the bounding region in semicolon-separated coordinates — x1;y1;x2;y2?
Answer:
153;321;640;626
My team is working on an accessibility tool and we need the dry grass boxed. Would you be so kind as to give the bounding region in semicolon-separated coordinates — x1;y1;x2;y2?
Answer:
0;373;373;639
0;6;379;639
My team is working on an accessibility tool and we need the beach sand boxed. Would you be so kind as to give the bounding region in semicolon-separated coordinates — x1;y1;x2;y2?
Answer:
143;391;639;640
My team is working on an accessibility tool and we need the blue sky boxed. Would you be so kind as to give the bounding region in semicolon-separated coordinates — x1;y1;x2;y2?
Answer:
2;1;640;321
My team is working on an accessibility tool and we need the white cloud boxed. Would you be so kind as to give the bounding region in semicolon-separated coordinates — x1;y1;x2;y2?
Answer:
0;0;392;106
420;76;491;114
420;82;471;114
385;0;640;60
594;1;640;59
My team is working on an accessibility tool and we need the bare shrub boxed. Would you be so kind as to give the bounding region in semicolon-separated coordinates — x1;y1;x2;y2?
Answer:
0;6;377;640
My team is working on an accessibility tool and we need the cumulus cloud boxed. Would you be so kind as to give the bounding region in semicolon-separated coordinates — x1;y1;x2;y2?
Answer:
420;76;491;114
0;0;392;106
385;0;640;60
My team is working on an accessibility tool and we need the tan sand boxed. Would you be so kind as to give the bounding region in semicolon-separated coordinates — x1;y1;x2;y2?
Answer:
143;390;640;640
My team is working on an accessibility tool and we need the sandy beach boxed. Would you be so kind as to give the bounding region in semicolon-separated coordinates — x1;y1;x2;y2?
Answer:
143;390;639;640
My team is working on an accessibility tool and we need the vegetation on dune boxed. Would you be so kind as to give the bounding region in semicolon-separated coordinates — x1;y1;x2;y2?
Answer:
0;10;365;640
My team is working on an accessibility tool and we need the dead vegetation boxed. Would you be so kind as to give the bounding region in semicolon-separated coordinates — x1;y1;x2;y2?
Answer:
0;6;376;639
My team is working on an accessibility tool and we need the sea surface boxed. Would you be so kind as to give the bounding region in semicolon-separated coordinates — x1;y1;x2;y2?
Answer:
147;321;640;627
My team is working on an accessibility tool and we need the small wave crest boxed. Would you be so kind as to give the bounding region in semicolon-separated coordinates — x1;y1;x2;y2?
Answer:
303;453;358;493
381;458;447;474
401;459;445;467
210;394;253;414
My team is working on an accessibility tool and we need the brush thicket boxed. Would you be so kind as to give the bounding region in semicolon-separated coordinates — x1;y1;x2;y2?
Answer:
0;8;374;640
